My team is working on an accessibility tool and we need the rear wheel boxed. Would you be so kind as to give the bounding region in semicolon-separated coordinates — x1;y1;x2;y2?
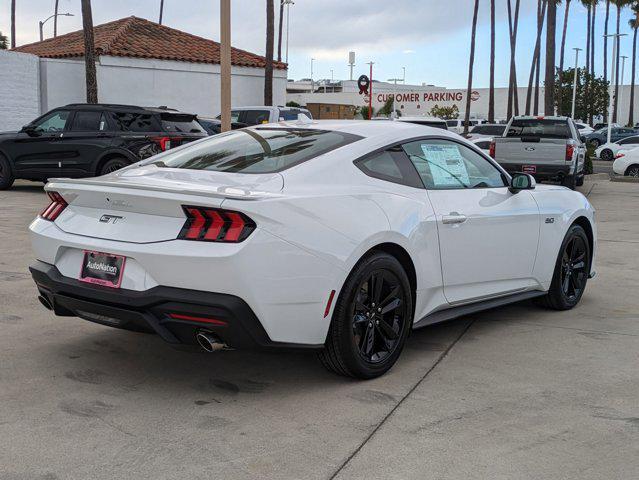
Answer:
576;174;585;187
625;165;639;177
318;252;413;379
99;157;129;176
600;148;614;161
0;154;15;190
537;225;590;310
562;174;576;189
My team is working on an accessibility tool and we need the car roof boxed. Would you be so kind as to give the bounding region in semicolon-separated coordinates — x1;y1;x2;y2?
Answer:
63;103;195;116
252;119;462;139
396;116;446;123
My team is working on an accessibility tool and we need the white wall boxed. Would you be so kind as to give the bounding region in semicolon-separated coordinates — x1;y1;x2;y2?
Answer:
40;56;288;117
0;50;40;131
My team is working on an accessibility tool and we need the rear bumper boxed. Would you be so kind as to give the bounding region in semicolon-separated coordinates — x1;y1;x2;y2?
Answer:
30;260;322;351
500;163;575;181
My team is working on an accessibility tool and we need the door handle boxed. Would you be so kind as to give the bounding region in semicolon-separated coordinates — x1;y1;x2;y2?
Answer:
442;213;467;225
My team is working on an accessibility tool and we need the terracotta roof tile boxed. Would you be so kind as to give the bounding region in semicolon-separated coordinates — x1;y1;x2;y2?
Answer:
14;16;287;70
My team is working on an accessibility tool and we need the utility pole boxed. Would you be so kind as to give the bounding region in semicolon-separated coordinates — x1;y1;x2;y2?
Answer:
571;47;582;119
220;0;231;132
367;62;374;119
605;33;625;144
310;57;315;94
284;0;294;64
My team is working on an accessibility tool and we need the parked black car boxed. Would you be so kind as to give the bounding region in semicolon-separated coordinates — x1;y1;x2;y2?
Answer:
0;103;207;189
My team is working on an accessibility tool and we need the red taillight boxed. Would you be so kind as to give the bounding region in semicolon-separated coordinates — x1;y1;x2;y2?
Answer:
489;141;496;158
178;206;256;242
40;192;68;221
566;144;575;161
153;136;176;151
615;153;625;159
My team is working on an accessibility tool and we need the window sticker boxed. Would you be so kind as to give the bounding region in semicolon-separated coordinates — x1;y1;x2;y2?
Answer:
420;144;470;187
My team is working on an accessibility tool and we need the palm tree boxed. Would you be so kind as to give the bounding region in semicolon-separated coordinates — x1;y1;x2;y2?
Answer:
264;0;275;106
277;0;284;62
581;0;592;123
463;0;480;135
604;0;610;83
10;0;16;48
591;0;598;78
80;0;98;103
545;0;559;115
507;0;521;119
54;0;59;36
628;5;639;125
159;0;164;24
0;31;8;49
488;0;496;122
534;0;543;113
613;1;633;122
526;0;547;114
558;0;572;115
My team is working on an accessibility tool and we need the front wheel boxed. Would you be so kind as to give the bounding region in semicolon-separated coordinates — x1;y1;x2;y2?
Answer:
318;252;413;379
600;148;614;161
99;157;129;176
537;225;590;310
0;154;15;190
626;165;639;177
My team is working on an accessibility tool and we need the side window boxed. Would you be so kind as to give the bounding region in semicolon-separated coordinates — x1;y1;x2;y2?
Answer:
71;111;107;132
446;120;458;128
627;137;639;144
33;110;71;133
108;111;160;132
243;110;270;125
355;149;423;188
403;139;506;190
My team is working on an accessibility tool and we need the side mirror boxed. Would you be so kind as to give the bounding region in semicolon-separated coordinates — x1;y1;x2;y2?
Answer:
510;173;536;193
21;125;39;137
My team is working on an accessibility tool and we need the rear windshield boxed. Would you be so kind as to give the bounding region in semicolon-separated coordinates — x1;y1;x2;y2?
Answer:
471;125;506;135
149;128;361;173
280;109;312;121
506;119;571;139
161;114;206;134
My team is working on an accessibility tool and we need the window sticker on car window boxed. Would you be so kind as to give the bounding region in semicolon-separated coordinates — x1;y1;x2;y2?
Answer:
420;144;470;187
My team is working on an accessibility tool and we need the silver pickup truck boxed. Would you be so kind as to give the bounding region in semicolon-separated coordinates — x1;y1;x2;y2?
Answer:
490;116;586;189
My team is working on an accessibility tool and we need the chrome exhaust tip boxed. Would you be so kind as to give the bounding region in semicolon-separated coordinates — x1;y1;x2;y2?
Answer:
38;295;53;311
195;330;227;352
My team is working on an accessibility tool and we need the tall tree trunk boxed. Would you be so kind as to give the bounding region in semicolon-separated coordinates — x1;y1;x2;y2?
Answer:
81;0;98;104
54;0;59;37
464;0;480;136
584;4;591;124
264;0;275;106
159;0;164;24
527;0;547;114
630;26;637;126
534;0;542;114
507;0;516;119
488;0;495;122
614;5;621;122
558;0;571;115
591;2;596;78
545;0;557;115
512;0;521;115
277;0;284;62
10;0;15;48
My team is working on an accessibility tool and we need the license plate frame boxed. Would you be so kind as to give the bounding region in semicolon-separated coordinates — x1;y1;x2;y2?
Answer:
79;250;126;289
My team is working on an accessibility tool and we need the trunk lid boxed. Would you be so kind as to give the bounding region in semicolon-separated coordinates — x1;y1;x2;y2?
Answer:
46;165;283;244
494;137;569;166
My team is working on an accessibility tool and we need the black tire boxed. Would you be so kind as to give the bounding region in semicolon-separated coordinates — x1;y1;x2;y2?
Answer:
589;139;601;148
625;164;639;178
600;148;614;161
562;174;576;189
537;224;590;311
575;174;585;187
99;157;129;176
318;252;413;379
0;154;15;190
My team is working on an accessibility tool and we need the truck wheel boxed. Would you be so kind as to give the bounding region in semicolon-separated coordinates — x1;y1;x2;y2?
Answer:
576;174;585;187
0;154;15;190
562;175;576;189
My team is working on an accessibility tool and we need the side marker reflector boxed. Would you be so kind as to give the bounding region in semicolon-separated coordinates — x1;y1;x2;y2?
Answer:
324;290;336;318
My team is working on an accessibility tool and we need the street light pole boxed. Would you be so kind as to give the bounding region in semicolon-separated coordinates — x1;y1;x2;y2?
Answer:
571;47;582;120
402;66;406;84
388;77;403;118
310;57;315;94
39;12;73;41
604;33;626;145
284;0;294;64
620;55;628;124
367;62;374;119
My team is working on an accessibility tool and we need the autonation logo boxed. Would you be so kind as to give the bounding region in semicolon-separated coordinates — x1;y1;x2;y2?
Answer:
86;261;117;275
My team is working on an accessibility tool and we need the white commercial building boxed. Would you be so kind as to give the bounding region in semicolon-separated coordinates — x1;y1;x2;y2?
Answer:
1;16;287;131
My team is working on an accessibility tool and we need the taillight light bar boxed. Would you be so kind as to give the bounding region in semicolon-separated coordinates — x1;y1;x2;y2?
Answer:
40;192;68;221
566;144;575;162
489;141;496;158
178;206;256;243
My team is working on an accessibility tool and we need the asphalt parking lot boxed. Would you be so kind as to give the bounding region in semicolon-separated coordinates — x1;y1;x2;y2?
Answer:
1;178;638;480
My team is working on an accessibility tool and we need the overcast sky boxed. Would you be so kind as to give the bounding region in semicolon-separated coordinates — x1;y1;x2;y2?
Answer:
1;0;636;89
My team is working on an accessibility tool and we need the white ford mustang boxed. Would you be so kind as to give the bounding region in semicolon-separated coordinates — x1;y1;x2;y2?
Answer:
29;120;597;378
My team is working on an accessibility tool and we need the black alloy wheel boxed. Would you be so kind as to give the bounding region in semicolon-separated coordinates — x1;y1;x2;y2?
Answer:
600;149;614;161
319;252;413;379
99;157;129;176
351;270;406;364
626;165;639;178
0;154;15;190
537;224;590;310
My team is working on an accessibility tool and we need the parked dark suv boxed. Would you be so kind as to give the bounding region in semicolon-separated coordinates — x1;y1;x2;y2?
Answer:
0;103;207;189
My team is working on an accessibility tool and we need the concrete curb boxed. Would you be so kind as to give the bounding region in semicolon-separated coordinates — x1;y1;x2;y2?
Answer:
584;173;611;181
610;174;639;183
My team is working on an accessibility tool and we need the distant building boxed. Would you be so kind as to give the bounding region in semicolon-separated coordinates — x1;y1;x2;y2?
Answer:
1;16;287;130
